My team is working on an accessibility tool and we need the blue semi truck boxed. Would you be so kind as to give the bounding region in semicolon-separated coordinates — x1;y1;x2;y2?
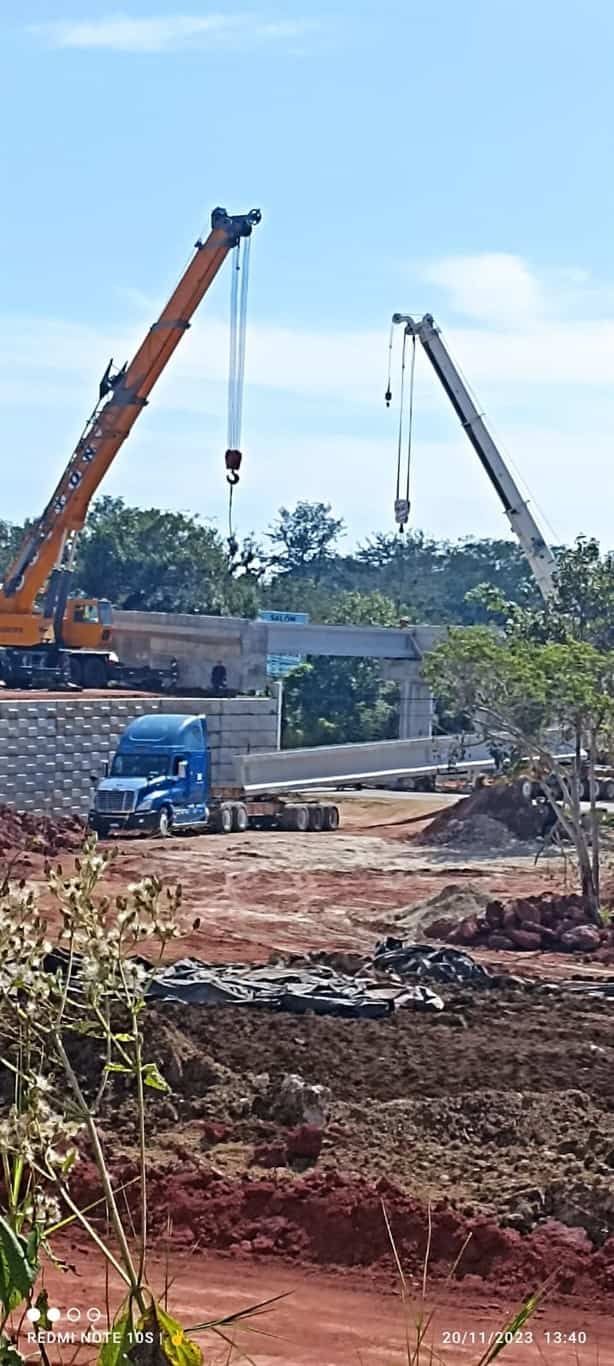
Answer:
88;712;340;837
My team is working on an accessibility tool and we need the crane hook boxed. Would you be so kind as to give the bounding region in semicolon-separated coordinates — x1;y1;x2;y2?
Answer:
225;448;242;486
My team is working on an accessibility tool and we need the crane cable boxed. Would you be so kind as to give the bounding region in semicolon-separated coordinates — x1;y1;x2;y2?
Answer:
225;234;252;556
385;325;416;533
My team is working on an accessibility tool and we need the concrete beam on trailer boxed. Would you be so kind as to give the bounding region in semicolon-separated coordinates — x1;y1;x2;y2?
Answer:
234;733;494;793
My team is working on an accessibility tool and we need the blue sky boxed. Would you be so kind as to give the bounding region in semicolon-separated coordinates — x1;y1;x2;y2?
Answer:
2;0;614;554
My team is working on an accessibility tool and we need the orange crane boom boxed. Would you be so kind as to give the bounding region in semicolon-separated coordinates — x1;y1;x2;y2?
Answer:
0;206;260;688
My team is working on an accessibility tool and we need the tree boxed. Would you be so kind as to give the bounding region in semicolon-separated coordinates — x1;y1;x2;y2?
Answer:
282;657;398;747
352;532;541;621
524;536;614;651
267;501;345;580
75;496;244;615
0;520;26;581
278;588;400;748
423;611;614;919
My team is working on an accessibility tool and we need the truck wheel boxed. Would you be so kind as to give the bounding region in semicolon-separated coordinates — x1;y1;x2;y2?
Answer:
156;806;173;837
232;803;249;832
89;819;110;838
601;780;614;801
69;655;84;686
81;655;108;688
214;803;234;834
323;805;340;831
308;805;323;832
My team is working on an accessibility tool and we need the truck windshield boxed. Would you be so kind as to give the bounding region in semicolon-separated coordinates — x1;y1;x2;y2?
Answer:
111;754;169;778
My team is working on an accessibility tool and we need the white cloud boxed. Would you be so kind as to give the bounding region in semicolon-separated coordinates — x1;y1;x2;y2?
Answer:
29;12;315;53
423;252;544;327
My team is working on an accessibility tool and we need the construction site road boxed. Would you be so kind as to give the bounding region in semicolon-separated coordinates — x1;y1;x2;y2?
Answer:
40;1246;614;1365
18;794;583;966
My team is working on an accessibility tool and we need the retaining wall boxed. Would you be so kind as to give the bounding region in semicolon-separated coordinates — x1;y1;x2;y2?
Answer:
0;696;278;817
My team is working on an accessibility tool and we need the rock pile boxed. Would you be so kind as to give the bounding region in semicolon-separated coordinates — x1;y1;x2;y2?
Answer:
428;892;608;956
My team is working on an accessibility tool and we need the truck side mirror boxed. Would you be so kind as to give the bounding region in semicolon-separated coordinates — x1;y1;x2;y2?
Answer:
178;760;188;779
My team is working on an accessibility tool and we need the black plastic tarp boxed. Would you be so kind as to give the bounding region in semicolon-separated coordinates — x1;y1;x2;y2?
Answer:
372;939;493;985
144;958;444;1016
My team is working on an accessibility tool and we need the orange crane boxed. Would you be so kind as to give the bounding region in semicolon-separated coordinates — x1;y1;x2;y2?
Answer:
0;206;261;689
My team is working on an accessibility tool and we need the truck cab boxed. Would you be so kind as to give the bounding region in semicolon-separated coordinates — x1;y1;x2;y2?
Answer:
89;713;211;837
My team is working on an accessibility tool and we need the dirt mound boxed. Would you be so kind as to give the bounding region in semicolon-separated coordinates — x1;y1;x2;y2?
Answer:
393;883;492;939
67;1159;614;1302
418;783;542;847
0;805;84;861
428;891;606;955
77;994;614;1252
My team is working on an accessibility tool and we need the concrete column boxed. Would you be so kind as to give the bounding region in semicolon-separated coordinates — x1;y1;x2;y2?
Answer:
381;661;434;740
272;681;284;750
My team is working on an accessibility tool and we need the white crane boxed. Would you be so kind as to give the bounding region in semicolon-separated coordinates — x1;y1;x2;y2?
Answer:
389;313;557;600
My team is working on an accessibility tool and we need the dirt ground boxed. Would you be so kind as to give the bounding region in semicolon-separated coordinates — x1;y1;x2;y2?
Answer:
8;792;614;1357
16;794;576;964
37;1246;614;1365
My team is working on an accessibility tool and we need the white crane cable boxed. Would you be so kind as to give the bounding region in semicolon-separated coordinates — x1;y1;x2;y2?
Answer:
225;235;253;555
234;233;251;447
227;242;241;451
389;327;415;532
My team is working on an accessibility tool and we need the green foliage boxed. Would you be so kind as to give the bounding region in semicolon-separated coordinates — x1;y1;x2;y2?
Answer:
276;587;400;748
524;535;614;650
267;500;344;579
283;658;399;748
0;1337;24;1365
98;1306;134;1366
141;1063;170;1093
424;544;614;915
0;1219;38;1315
425;630;614;744
0;523;26;583
351;532;541;620
74;497;234;614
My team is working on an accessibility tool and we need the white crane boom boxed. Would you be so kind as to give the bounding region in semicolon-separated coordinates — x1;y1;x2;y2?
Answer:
391;312;557;600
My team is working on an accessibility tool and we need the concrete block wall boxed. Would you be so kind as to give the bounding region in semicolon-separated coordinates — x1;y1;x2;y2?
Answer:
0;697;278;818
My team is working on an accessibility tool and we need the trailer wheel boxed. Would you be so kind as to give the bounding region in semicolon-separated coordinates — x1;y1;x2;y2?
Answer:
213;803;234;834
286;804;309;833
308;805;324;832
323;805;340;831
601;780;614;802
156;805;173;838
232;803;249;832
